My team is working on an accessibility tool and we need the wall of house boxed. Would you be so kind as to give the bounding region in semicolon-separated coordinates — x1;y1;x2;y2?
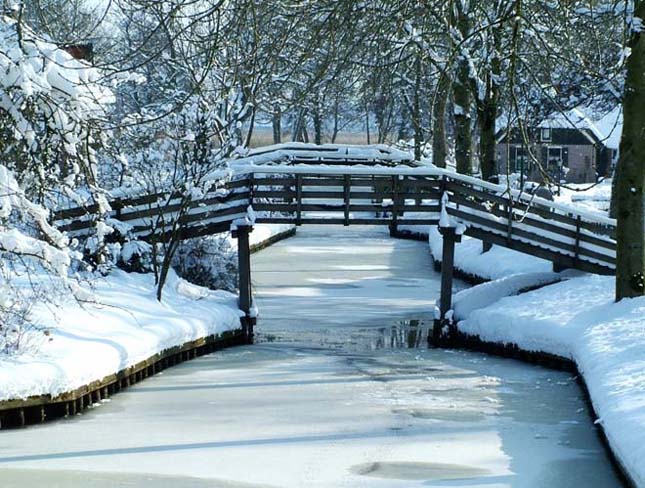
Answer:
496;142;596;184
565;144;596;183
495;143;543;182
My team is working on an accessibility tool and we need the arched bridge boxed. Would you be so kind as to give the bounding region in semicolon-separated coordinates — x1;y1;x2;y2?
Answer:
53;143;617;341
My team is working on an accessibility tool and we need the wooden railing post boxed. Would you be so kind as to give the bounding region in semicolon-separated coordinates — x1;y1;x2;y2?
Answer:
296;174;303;226
432;225;461;347
389;175;399;236
343;174;351;226
233;224;254;343
574;215;581;266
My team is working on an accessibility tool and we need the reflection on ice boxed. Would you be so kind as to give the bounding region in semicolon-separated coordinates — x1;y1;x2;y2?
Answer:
257;319;430;350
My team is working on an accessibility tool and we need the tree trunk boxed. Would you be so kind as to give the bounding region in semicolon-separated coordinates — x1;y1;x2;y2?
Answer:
478;31;502;181
331;98;340;142
432;74;450;168
291;112;301;142
365;102;371;144
398;87;408;142
313;100;322;145
413;52;423;160
272;104;281;144
615;0;645;300
301;117;309;143
453;73;472;175
451;7;473;175
478;98;497;181
244;107;256;148
156;252;172;301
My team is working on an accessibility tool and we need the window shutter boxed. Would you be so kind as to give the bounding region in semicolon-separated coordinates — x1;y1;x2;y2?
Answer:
562;147;569;166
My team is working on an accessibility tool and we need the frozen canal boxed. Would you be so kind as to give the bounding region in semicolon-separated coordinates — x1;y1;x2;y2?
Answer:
0;226;622;487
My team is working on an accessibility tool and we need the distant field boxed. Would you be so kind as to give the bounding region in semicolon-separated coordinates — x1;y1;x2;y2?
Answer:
248;127;375;148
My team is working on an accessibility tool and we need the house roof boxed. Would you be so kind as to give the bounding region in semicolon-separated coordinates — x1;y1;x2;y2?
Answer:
593;106;622;150
538;107;622;150
496;105;623;150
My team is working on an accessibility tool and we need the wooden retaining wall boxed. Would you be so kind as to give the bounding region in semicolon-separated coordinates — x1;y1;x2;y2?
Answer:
0;329;247;430
250;227;297;254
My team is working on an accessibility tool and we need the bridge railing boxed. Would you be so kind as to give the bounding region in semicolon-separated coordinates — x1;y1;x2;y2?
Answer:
437;171;616;274
50;162;617;275
52;175;252;240
249;169;442;227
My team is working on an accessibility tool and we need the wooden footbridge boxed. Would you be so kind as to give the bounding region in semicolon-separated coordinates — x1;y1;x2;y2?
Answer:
53;143;617;342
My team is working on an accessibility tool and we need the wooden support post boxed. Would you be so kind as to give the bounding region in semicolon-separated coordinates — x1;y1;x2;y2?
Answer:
343;174;350;226
296;175;303;226
233;224;254;343
432;226;461;347
574;215;581;266
505;203;513;245
389;175;399;237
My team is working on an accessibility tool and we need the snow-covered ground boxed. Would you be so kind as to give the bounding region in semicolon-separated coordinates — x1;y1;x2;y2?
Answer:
554;179;613;216
0;223;291;403
427;227;553;280
0;226;622;487
0;269;242;403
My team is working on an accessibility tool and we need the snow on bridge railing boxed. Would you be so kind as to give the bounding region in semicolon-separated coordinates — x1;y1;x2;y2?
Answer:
228;142;416;167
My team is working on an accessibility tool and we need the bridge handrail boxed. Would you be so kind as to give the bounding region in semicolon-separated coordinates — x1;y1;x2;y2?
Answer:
239;164;616;228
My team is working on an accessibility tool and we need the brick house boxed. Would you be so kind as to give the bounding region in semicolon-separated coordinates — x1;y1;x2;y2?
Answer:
496;107;621;184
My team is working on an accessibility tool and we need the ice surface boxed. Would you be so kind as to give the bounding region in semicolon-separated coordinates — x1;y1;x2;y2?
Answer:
458;274;645;486
0;226;621;487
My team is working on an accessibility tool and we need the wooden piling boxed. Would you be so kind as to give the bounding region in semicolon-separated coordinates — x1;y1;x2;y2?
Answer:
432;225;461;346
233;224;255;343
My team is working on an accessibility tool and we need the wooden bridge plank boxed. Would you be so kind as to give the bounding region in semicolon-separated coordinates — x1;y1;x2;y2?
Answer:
464;226;614;275
447;207;615;266
449;193;616;251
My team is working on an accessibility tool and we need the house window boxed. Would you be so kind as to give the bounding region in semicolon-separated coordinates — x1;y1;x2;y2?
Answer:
547;147;563;167
541;128;552;142
514;146;529;172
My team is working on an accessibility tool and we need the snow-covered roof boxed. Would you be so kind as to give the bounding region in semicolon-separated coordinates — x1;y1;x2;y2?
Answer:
539;106;622;150
593;106;622;150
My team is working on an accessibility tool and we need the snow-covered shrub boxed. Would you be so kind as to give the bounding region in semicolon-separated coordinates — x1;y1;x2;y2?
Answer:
0;163;81;353
0;15;112;202
110;88;249;300
173;236;238;293
0;15;115;353
118;240;154;274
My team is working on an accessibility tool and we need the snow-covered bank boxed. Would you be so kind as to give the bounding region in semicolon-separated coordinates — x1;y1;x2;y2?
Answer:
248;223;295;251
428;227;553;280
0;270;242;402
0;223;294;404
397;222;553;281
